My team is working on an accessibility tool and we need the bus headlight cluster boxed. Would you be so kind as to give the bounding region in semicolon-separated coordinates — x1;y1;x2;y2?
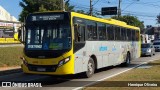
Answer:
20;57;28;66
58;57;70;67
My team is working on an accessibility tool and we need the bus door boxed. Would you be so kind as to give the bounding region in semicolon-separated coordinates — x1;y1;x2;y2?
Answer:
74;23;86;73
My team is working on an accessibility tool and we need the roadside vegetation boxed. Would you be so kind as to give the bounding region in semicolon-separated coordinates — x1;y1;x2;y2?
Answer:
0;47;23;67
84;59;160;90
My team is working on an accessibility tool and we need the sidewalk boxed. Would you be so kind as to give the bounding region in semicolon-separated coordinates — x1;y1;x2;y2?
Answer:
0;66;21;76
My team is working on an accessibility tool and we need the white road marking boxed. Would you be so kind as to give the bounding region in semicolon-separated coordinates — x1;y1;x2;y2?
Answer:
72;59;157;90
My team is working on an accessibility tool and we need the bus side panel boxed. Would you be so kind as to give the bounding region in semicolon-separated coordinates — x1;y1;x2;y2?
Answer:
74;41;104;74
86;41;103;69
74;47;86;74
101;41;109;67
73;41;140;74
113;41;124;65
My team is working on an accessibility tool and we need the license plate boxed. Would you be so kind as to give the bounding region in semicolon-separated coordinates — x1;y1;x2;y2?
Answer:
37;68;46;71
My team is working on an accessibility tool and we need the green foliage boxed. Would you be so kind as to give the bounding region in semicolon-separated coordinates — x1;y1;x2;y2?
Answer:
157;14;160;24
76;10;85;14
112;15;144;30
65;0;74;11
19;0;74;22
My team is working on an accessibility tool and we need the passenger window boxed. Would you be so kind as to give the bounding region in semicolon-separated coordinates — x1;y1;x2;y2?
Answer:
98;23;107;40
121;28;126;41
136;30;139;41
127;29;132;41
115;26;121;40
87;22;97;40
132;30;136;41
107;25;114;40
74;24;85;42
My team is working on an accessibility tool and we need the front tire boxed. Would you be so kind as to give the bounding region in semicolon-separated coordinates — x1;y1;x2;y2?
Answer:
85;58;95;78
121;53;131;66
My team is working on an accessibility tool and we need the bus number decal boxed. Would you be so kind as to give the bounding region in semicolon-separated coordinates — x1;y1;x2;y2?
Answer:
28;45;42;48
99;46;108;51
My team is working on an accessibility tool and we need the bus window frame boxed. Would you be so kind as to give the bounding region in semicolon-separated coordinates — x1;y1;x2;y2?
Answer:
107;25;115;41
97;22;108;41
73;17;86;43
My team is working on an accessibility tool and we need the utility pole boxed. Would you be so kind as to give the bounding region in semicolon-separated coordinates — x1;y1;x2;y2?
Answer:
90;0;93;16
61;0;65;11
118;0;121;17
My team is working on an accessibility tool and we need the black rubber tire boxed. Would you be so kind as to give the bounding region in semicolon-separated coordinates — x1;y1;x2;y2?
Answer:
153;53;155;55
121;53;131;66
84;58;95;78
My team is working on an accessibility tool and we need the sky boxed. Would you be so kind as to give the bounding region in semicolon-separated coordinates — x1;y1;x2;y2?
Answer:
0;0;160;27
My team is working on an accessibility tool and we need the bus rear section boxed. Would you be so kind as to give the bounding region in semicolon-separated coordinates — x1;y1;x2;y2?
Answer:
71;12;141;77
0;21;21;43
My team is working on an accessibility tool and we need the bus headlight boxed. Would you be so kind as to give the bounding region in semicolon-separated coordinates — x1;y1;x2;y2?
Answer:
20;57;28;66
58;57;70;67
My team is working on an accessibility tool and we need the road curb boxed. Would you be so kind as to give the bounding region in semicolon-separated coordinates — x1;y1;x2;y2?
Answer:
0;68;22;76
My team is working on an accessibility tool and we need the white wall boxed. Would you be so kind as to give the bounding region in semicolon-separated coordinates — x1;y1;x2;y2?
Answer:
0;5;18;22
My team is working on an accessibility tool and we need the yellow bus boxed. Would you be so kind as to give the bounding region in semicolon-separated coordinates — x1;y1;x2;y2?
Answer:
0;21;21;43
21;11;140;78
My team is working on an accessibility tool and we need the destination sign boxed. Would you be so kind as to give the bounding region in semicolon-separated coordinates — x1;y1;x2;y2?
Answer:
31;14;64;21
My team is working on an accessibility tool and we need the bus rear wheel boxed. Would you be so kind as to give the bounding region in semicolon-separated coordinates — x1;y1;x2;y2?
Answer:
85;58;95;78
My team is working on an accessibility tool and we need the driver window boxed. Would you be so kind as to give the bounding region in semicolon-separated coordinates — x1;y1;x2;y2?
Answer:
35;27;40;44
74;24;80;42
27;29;31;44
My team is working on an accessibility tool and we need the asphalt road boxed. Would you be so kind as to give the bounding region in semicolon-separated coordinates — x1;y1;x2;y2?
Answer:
0;52;160;90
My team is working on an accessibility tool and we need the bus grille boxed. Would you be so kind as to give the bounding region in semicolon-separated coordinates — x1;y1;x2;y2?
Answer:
27;64;57;72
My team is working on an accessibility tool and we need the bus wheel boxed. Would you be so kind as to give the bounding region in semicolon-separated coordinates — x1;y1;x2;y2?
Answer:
85;58;95;78
121;53;131;66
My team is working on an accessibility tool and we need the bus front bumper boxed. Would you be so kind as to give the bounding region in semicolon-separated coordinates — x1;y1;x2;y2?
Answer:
21;60;74;75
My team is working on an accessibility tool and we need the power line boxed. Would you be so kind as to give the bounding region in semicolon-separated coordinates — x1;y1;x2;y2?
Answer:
92;0;100;6
123;10;158;16
127;0;160;8
121;1;137;12
122;12;156;18
70;0;159;18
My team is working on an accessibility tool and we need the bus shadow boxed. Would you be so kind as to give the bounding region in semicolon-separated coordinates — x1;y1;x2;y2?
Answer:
31;64;140;86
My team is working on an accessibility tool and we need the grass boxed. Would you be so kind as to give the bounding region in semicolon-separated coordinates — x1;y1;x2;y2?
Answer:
0;47;23;67
84;60;160;90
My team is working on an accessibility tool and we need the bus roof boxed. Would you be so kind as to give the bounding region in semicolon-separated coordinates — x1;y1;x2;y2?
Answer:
71;12;140;30
27;11;140;30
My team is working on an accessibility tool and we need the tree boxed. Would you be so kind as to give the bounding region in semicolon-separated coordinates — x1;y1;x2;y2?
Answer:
19;0;74;22
76;10;86;14
157;14;160;24
112;15;144;30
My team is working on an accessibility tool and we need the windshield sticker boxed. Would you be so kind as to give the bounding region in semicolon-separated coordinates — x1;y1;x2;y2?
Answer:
49;43;63;50
43;43;49;50
28;45;42;49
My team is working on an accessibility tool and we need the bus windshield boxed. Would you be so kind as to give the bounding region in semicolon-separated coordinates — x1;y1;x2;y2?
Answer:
26;22;71;50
